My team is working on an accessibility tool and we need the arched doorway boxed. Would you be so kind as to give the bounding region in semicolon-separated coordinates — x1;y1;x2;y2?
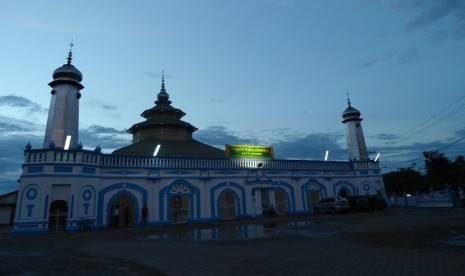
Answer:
307;190;320;211
338;188;351;198
49;200;68;232
219;190;237;220
275;189;288;215
111;194;135;227
170;184;190;224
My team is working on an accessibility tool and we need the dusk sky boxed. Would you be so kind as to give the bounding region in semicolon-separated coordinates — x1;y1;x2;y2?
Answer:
1;0;465;195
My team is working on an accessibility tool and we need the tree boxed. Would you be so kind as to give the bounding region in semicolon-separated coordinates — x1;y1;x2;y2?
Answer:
383;167;426;194
423;151;454;190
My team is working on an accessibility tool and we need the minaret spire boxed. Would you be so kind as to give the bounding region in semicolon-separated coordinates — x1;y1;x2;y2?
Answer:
161;70;165;91
346;92;351;107
156;70;171;104
67;42;73;65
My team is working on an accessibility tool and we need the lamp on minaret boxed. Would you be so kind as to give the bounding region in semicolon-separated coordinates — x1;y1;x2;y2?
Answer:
43;43;84;149
342;94;369;161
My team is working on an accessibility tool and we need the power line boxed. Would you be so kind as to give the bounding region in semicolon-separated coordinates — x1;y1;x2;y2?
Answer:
381;94;465;146
397;94;465;139
381;134;465;169
0;116;44;143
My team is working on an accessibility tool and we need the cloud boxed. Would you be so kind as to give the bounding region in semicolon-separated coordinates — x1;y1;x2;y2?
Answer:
454;127;465;137
377;135;465;171
195;126;258;147
374;133;400;140
401;0;462;30
360;58;379;68
390;0;465;43
0;119;25;132
396;47;420;65
0;115;44;135
360;47;419;67
79;124;131;151
0;95;47;113
100;104;118;111
86;125;127;134
271;132;347;160
195;126;348;161
376;30;390;37
86;100;119;111
0;133;34;194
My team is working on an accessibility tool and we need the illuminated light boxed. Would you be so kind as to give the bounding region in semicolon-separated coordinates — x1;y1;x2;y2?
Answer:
64;135;71;150
374;153;381;162
324;150;329;161
153;144;161;156
225;144;274;159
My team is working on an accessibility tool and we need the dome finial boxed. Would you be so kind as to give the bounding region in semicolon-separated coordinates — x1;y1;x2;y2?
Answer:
161;70;165;91
155;70;170;104
67;41;74;65
346;92;352;107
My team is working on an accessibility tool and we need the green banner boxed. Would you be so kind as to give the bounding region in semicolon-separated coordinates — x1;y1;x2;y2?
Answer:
225;144;274;159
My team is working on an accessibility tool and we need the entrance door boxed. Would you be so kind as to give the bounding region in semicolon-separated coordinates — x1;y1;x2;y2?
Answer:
170;195;189;224
111;194;135;227
307;191;321;211
49;200;68;232
275;189;288;215
219;191;237;220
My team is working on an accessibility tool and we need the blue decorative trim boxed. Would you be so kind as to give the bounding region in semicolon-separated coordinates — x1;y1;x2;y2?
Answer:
333;180;356;196
97;182;147;226
210;181;247;219
28;167;43;173
106;170;141;175
159;179;200;223
272;181;295;212
54;166;73;173
301;179;327;212
26;187;38;200
83;167;96;174
70;195;74;218
165;170;195;175
43;195;49;220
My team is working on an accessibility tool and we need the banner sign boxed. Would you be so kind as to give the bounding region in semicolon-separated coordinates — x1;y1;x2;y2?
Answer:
225;144;274;159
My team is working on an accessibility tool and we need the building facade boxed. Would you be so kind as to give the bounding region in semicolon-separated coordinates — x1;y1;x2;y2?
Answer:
13;51;386;233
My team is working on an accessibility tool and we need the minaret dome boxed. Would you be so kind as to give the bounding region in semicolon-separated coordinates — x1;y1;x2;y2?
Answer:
43;44;84;149
342;94;369;162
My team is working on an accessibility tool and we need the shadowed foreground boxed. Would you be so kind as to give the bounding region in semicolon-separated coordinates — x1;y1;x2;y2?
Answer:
1;208;464;275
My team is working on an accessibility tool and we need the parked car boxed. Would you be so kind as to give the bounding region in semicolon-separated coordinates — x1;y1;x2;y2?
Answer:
367;195;387;211
347;196;371;212
314;196;350;214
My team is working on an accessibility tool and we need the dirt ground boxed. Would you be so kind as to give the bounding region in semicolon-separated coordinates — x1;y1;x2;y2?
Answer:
1;208;465;275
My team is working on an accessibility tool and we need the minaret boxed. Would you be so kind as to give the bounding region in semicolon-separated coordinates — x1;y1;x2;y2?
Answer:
342;95;369;161
43;44;84;149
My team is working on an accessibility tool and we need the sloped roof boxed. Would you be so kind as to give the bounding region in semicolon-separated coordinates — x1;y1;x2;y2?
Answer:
112;135;226;158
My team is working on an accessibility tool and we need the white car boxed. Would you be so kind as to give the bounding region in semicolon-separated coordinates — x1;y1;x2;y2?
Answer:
314;196;350;214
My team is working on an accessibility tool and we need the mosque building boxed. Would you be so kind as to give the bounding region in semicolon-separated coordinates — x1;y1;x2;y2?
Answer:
13;49;386;233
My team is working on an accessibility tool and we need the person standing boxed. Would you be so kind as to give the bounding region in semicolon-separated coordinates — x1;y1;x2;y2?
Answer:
113;205;120;228
124;206;130;227
390;196;396;208
141;205;148;226
459;188;465;207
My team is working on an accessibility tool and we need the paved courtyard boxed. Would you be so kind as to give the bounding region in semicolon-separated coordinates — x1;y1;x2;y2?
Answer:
1;208;465;275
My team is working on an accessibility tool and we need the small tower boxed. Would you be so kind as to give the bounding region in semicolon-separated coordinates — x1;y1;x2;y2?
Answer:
43;44;84;149
127;71;197;142
342;95;368;161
